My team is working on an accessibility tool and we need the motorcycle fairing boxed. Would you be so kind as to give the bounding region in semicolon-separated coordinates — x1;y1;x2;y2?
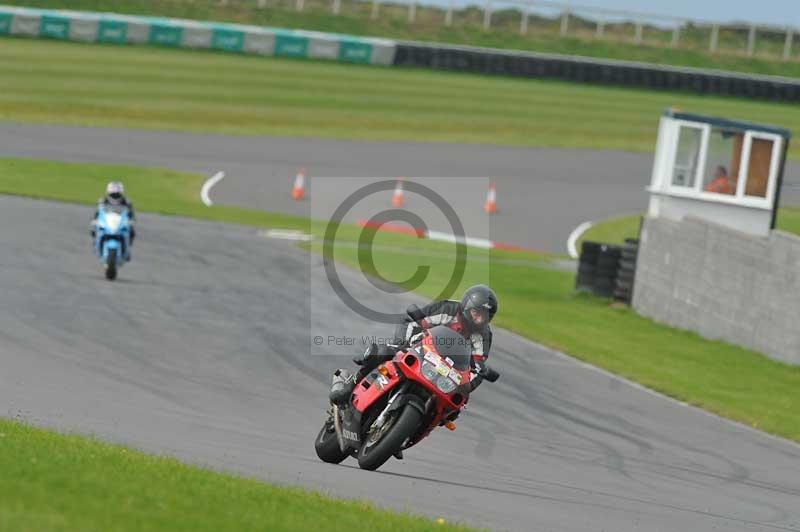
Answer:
351;360;403;414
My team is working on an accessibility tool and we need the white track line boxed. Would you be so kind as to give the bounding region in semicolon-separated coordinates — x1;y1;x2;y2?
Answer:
566;221;593;259
200;171;225;207
259;229;313;242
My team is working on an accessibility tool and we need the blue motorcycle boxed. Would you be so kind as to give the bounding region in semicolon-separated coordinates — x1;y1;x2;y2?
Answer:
93;204;132;281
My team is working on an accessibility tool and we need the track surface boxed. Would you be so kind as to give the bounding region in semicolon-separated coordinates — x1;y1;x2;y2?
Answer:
3;195;800;531
12;123;800;253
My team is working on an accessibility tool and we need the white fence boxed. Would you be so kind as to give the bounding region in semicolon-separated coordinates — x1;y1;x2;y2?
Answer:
212;0;798;60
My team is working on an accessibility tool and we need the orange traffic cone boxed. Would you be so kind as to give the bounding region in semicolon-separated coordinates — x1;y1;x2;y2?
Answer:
291;168;305;201
392;178;404;208
484;182;497;214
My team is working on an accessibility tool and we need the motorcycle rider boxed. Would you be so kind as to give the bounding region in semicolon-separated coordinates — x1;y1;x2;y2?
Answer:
91;181;136;258
330;284;498;405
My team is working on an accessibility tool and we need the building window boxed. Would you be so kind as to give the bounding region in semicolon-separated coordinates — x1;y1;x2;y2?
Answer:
672;125;702;188
744;138;774;199
702;128;742;196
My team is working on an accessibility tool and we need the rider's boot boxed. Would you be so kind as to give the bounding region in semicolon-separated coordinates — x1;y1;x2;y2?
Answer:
329;368;356;405
330;344;398;405
329;345;377;405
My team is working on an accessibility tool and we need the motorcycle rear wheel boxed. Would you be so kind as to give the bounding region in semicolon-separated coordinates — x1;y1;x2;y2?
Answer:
315;417;348;464
105;249;117;281
357;405;421;471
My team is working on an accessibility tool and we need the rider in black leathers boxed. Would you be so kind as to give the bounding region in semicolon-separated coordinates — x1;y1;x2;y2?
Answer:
330;284;498;404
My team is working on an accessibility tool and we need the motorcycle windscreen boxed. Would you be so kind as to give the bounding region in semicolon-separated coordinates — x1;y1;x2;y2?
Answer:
99;205;129;233
425;326;472;371
107;203;127;212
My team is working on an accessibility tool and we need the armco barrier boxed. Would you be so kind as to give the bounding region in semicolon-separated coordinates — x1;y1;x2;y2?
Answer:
393;41;800;102
0;6;396;66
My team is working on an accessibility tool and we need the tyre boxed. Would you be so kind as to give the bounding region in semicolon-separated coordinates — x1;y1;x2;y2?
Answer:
594;286;614;298
577;264;596;276
619;259;636;271
615;279;633;290
315;416;349;464
358;405;421;471
599;244;622;256
576;270;595;290
596;267;618;279
105;248;117;281
595;277;614;288
594;277;615;296
581;241;602;257
617;271;635;283
597;256;620;269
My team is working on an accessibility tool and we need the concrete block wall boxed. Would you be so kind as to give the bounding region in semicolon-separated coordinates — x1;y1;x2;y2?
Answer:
633;216;800;365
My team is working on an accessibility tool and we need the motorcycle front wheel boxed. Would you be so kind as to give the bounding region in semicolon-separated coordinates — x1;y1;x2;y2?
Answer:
357;405;421;471
105;248;117;281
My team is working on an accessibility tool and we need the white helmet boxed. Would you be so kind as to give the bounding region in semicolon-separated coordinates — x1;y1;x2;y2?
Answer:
105;181;124;204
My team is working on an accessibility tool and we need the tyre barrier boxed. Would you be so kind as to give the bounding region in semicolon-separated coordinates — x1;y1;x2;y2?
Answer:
576;241;620;299
613;238;639;305
575;240;638;303
393;42;800;103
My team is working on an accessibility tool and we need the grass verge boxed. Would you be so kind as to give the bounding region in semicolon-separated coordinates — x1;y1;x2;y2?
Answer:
2;38;800;158
2;157;799;445
7;0;800;78
0;418;473;532
578;207;800;248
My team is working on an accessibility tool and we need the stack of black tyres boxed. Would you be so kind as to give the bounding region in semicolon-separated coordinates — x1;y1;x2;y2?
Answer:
614;238;639;304
576;241;600;292
575;241;622;299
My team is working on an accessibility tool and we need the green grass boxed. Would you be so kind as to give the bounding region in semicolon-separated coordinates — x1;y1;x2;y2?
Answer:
579;207;800;247
0;158;310;230
578;213;644;248
0;418;473;532
3;38;800;159
2;156;800;444
8;0;800;78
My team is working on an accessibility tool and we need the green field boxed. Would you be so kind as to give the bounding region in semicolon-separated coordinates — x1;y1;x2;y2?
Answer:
2;38;800;159
2;157;799;447
0;418;473;532
8;0;800;78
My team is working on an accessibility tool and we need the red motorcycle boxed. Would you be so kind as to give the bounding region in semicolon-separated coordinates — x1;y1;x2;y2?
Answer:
315;306;500;471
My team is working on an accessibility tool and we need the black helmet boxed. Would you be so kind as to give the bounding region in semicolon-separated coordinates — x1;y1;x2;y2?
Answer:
460;284;498;331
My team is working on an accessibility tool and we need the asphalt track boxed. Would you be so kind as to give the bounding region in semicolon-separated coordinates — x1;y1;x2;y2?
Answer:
6;123;798;253
3;194;800;531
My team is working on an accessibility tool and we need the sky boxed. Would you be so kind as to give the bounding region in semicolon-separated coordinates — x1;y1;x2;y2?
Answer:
440;0;800;29
560;0;799;28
